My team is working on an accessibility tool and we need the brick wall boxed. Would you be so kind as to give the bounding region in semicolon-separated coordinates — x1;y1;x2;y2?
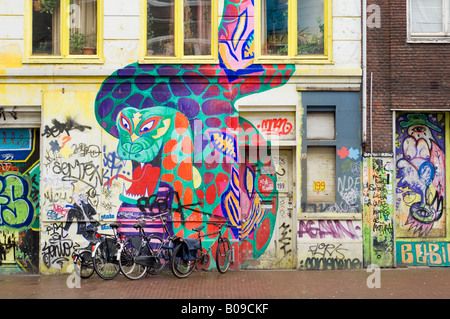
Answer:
365;0;450;153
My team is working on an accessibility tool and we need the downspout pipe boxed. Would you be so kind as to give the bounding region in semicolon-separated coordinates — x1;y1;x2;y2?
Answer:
362;0;367;148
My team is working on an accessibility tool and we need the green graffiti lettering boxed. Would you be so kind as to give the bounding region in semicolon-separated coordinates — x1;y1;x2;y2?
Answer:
0;172;36;230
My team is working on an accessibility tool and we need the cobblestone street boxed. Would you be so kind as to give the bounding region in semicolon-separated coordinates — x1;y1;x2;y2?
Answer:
2;267;450;299
1;268;447;317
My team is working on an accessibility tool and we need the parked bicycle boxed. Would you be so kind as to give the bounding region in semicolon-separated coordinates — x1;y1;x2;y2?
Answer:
72;228;100;279
118;218;168;280
118;192;201;280
92;222;124;280
170;219;233;279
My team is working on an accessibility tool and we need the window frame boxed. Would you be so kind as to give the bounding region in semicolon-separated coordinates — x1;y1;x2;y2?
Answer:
23;0;104;64
407;0;450;43
300;92;362;214
254;0;333;64
139;0;218;64
305;106;337;203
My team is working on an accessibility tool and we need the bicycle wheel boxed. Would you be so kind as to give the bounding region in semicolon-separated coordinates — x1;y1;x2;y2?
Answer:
146;235;166;275
170;243;195;278
75;251;95;279
93;239;120;280
118;237;148;280
216;237;232;274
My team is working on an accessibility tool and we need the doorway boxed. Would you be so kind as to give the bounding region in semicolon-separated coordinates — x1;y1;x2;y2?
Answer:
240;148;296;269
0;128;40;273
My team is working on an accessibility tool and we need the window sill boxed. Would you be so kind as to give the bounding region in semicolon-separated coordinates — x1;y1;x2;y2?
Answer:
254;55;334;65
23;56;104;64
407;36;450;43
138;56;219;64
298;212;362;220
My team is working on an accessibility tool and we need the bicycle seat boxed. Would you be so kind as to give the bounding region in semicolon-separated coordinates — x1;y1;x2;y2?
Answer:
192;225;205;232
110;222;123;229
133;221;146;229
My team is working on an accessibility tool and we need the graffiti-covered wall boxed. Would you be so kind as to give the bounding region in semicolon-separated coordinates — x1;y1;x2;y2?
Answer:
395;113;446;238
395;112;450;266
40;91;103;273
0;128;40;273
93;63;294;271
298;92;363;270
298;219;363;270
1;0;363;273
37;0;297;274
362;155;395;267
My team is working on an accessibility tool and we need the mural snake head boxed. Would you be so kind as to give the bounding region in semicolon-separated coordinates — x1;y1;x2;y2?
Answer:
117;107;171;163
112;106;178;203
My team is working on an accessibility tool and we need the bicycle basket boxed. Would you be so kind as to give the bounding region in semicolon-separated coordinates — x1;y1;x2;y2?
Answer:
182;238;200;261
129;237;150;255
130;237;141;250
105;238;117;257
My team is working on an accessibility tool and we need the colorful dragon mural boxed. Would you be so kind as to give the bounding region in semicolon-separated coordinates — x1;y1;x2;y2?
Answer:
94;0;294;263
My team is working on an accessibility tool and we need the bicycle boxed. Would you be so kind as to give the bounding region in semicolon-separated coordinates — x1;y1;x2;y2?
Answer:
92;222;124;280
170;220;233;279
117;218;169;280
143;209;177;275
72;228;100;279
118;191;202;280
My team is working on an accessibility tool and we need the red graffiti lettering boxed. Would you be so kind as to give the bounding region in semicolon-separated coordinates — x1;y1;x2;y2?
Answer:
257;118;293;136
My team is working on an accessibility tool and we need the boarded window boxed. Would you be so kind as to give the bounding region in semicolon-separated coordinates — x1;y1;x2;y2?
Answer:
306;109;336;203
307;146;336;202
306;111;335;140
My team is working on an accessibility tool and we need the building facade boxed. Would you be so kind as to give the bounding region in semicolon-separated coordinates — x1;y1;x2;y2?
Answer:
364;0;450;267
0;0;362;274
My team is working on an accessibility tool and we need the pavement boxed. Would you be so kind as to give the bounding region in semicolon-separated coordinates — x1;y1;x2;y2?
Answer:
0;267;448;316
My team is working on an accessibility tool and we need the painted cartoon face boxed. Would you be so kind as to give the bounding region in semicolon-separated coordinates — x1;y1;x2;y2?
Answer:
116;107;171;163
407;124;432;142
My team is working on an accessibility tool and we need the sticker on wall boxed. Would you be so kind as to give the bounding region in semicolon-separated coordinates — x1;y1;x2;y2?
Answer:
313;181;326;192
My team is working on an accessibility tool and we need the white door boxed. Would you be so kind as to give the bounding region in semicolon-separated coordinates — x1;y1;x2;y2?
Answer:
271;149;295;268
241;148;295;269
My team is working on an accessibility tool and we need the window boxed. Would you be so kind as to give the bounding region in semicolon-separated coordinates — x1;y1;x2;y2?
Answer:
256;0;332;63
25;0;103;62
408;0;450;41
306;110;336;203
300;92;362;214
140;0;218;63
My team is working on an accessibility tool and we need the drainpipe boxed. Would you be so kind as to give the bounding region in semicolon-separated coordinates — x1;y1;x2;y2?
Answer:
362;0;367;148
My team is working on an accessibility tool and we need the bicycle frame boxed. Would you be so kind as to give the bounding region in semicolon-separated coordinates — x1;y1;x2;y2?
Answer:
170;220;234;278
136;191;234;276
92;223;123;259
136;191;202;257
72;228;100;258
181;222;229;263
131;220;164;268
150;212;178;260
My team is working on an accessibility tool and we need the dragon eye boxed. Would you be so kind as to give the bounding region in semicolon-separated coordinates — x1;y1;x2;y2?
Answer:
119;114;132;134
139;117;162;134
